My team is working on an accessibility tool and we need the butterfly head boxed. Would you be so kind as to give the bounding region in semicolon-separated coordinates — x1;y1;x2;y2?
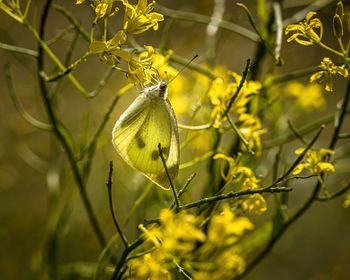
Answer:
144;81;168;99
158;82;168;98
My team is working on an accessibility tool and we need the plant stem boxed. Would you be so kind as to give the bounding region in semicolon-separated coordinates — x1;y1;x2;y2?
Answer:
37;0;106;248
179;186;292;210
155;3;259;42
158;143;180;210
106;161;129;248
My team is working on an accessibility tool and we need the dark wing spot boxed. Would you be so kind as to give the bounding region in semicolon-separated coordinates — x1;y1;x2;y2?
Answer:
151;150;159;160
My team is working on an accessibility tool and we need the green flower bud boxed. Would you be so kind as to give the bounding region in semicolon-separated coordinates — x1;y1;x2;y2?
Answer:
335;1;344;20
333;14;343;38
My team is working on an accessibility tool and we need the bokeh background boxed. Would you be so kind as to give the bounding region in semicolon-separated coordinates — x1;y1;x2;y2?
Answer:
0;0;350;279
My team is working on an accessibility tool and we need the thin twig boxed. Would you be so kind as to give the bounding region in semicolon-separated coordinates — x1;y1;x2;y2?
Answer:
227;114;254;155
273;1;283;63
0;42;38;56
53;4;90;42
5;63;52;131
22;17;90;97
283;0;335;27
287;119;307;145
47;51;92;82
338;132;350;139
111;237;144;280
158;143;180;209
223;59;251;116
179;186;292;210
170;173;196;209
267;66;320;85
263;109;350;148
222;59;253;154
106;161;129;248
46;24;75;46
236;3;281;64
177;123;212;131
155;3;259;42
206;0;226;65
317;181;350;201
180;151;215;170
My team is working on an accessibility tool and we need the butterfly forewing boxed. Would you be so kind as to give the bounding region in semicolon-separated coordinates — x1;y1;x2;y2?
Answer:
112;92;179;189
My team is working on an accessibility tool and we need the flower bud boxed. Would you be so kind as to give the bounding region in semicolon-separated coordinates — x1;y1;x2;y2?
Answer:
335;1;344;20
333;14;343;38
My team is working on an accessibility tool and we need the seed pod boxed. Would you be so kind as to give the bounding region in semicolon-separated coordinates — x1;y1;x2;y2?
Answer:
333;14;344;38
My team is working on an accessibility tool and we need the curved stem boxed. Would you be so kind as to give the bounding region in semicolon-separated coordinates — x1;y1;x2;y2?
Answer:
37;0;107;248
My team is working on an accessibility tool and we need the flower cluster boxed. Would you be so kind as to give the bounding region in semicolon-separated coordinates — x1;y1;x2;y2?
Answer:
128;206;253;279
284;82;326;111
238;113;267;156
285;3;349;92
310;57;348;92
285;12;323;45
208;70;261;128
77;0;164;85
213;153;267;215
293;148;335;175
76;0;119;23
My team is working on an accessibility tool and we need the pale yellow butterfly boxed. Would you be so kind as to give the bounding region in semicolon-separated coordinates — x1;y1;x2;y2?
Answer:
112;81;179;190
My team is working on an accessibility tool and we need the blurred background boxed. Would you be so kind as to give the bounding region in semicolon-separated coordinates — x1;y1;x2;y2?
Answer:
0;0;350;279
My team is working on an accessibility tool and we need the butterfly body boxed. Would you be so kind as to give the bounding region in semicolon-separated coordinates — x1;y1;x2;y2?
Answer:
112;82;180;189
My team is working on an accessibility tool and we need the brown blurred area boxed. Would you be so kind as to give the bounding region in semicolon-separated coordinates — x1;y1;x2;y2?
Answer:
0;0;350;279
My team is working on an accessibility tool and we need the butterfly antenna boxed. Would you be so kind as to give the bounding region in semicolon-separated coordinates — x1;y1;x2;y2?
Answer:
168;54;199;84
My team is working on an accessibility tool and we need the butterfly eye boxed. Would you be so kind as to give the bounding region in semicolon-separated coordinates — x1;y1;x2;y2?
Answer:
159;82;167;91
158;82;167;98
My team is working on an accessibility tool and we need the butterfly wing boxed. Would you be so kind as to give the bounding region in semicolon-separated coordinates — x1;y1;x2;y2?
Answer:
112;94;179;189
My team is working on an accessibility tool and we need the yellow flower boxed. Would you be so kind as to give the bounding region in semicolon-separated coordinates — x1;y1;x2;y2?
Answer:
144;209;205;256
151;51;178;81
238;113;267;156
207;204;253;247
293;148;335;175
125;45;156;84
284;82;326;111
89;30;130;66
213;153;254;185
208;71;261;128
76;0;119;23
285;11;323;45
213;154;267;214
192;246;246;279
214;247;246;278
239;193;267;215
310;57;348;92
120;0;164;34
129;250;171;280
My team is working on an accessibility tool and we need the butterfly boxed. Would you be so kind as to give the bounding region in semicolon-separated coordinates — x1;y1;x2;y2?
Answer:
112;81;180;190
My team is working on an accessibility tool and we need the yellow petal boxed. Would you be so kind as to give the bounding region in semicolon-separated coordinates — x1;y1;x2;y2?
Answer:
89;41;107;53
293;163;306;175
